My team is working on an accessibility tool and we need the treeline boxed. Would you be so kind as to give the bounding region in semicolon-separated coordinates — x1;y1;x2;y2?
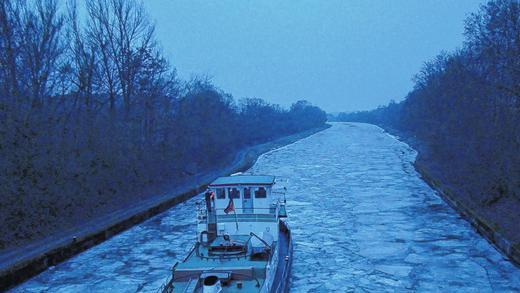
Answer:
335;0;519;205
0;0;326;249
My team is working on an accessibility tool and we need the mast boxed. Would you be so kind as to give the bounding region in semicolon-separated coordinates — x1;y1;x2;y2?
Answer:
204;191;217;243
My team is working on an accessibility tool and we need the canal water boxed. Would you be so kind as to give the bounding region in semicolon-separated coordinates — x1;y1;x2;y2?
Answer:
13;123;520;292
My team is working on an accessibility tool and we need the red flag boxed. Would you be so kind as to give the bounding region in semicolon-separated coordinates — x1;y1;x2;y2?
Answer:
224;198;235;214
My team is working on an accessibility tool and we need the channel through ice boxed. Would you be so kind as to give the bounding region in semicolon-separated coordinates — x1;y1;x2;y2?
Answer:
12;123;520;292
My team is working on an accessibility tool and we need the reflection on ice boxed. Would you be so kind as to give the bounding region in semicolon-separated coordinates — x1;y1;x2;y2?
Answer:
13;123;520;292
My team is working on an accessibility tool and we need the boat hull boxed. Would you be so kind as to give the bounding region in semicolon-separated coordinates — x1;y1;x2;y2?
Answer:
268;220;293;293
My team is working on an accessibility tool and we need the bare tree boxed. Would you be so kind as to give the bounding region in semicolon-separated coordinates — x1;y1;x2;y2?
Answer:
86;0;156;117
465;0;520;100
66;0;98;113
19;0;65;109
0;0;23;103
85;0;118;114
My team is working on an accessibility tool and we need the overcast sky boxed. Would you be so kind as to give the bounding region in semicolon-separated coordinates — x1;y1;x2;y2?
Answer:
144;0;482;112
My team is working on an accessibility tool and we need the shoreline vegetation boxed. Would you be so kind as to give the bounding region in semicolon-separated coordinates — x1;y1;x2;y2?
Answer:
332;0;519;265
0;0;327;253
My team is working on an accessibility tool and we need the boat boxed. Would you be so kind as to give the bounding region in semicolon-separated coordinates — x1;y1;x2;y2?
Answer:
161;175;293;293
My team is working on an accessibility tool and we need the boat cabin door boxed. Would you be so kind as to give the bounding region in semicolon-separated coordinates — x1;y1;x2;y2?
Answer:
242;187;253;213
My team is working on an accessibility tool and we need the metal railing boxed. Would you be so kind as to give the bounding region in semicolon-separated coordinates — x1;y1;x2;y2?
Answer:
196;201;286;223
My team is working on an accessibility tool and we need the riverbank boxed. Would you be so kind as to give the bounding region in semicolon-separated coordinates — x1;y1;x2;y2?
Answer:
0;124;331;291
378;124;520;268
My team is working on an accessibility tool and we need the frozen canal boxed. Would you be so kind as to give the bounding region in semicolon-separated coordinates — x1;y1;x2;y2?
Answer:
13;123;520;292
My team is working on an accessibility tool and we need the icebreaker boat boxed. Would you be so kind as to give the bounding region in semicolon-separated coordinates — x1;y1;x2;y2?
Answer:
161;175;292;293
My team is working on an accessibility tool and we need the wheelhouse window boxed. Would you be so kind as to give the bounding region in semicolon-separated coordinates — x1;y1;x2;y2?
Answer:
243;187;251;199
228;188;240;199
254;187;267;198
216;188;225;199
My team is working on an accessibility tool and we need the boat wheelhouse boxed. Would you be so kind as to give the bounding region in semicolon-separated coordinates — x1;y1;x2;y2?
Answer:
161;175;292;293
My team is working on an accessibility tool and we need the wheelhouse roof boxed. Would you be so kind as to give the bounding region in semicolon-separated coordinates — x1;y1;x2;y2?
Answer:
209;175;275;187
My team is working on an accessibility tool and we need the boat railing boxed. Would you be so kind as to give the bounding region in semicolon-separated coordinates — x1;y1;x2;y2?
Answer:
197;200;285;220
183;245;196;262
197;211;280;224
159;262;178;293
195;239;249;260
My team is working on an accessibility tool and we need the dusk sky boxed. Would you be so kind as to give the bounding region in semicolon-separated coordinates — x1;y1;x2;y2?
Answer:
144;0;482;112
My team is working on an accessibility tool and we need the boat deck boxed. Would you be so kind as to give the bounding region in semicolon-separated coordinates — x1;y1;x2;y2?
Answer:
172;235;273;292
173;277;264;293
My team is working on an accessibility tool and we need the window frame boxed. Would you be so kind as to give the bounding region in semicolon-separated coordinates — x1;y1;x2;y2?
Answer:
243;187;251;199
228;187;240;199
216;188;225;199
254;187;267;198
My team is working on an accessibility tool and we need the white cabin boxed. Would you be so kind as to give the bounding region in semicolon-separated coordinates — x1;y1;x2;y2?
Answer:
197;175;285;243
